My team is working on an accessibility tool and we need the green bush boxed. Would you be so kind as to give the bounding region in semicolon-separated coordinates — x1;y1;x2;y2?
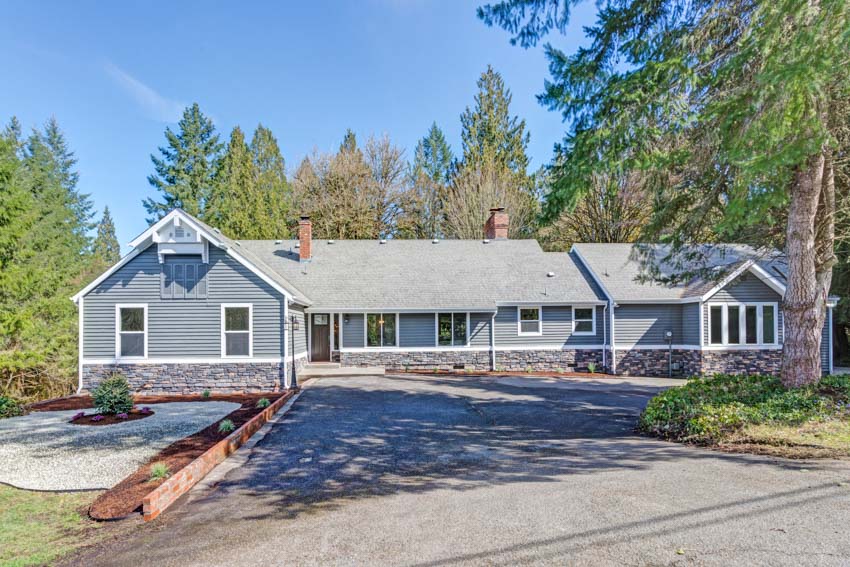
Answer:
92;374;134;415
149;462;170;481
256;397;271;409
218;419;236;434
0;396;25;419
639;373;846;443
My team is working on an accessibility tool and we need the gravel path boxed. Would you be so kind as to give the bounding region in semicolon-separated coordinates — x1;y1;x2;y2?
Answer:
0;402;239;491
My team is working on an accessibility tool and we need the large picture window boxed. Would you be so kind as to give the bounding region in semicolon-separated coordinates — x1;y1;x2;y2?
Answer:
116;304;147;358
222;304;252;357
518;307;542;335
572;306;596;335
366;313;397;347
437;313;468;346
708;303;778;346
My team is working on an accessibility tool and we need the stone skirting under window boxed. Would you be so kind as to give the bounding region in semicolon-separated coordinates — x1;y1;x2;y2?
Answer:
495;349;603;372
612;348;782;377
82;362;287;394
340;350;492;371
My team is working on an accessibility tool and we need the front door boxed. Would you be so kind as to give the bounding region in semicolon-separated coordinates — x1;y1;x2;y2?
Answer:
310;313;330;361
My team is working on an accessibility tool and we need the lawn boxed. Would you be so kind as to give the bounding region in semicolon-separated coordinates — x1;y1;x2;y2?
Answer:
0;485;104;567
639;373;850;458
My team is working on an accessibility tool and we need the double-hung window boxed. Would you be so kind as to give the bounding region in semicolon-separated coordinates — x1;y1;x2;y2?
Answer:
708;303;778;346
437;313;468;346
518;307;542;336
572;306;596;335
116;304;147;358
222;304;252;357
366;313;397;347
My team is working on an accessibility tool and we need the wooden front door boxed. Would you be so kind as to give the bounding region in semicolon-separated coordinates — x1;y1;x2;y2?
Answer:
310;313;330;361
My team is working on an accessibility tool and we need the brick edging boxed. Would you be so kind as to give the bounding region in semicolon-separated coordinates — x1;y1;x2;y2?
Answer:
142;390;296;521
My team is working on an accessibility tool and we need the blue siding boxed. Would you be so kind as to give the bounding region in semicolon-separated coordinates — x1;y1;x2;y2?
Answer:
399;313;435;347
290;304;307;354
494;305;604;347
83;245;286;358
342;313;365;348
614;304;684;346
682;303;701;345
469;313;491;347
702;275;784;345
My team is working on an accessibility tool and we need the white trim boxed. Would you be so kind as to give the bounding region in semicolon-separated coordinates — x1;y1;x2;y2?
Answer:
490;312;496;370
614;344;701;351
747;263;788;296
706;301;779;347
700;261;755;302
498;300;607;307
129;209;206;248
614;298;702;304
307;309;312;361
83;357;286;365
829;306;834;374
698;300;704;347
572;305;596;336
295;351;309;361
611;344;784;351
115;304;148;360
701;261;787;303
339;344;607;353
77;297;84;393
702;344;783;351
307;307;497;313
517;306;543;336
71;248;143;302
363;312;400;348
221;303;253;358
569;246;614;302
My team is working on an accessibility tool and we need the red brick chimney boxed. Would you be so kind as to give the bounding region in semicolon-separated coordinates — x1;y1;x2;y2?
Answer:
298;215;312;261
484;207;509;240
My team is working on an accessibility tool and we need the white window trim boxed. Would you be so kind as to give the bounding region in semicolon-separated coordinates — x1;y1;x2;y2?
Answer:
707;302;779;347
221;303;253;358
115;304;148;359
572;305;596;336
434;312;471;347
364;312;400;348
517;306;543;336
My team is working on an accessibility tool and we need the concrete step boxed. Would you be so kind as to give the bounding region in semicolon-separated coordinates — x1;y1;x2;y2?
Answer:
299;365;385;378
303;362;341;370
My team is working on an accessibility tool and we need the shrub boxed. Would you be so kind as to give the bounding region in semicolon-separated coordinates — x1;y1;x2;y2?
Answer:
256;398;271;409
218;419;236;434
202;389;211;398
71;411;86;421
116;412;129;420
149;462;170;481
525;367;534;373
140;406;152;414
92;374;134;415
587;362;597;374
0;396;24;419
91;415;104;422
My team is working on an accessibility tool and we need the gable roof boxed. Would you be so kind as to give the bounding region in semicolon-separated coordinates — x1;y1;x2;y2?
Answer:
571;243;788;303
238;239;605;310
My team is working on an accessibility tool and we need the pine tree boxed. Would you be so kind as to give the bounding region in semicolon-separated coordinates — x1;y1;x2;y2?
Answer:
250;124;291;238
412;122;453;184
92;206;120;266
207;126;257;237
143;103;222;222
399;123;454;238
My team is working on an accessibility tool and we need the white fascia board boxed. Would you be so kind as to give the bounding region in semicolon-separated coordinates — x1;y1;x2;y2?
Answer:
307;307;497;313
497;300;607;306
699;260;755;302
129;210;216;249
569;246;614;302
614;297;702;304
71;247;144;303
747;263;787;296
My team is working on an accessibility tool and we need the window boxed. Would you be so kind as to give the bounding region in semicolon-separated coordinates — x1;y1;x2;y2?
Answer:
332;314;340;350
572;307;595;335
116;305;146;358
518;307;542;335
162;257;207;299
366;313;397;347
708;303;778;346
437;313;468;346
222;305;252;357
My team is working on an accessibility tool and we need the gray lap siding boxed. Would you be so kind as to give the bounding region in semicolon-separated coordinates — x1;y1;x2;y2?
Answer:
290;304;308;355
613;304;686;346
83;245;286;359
493;305;604;347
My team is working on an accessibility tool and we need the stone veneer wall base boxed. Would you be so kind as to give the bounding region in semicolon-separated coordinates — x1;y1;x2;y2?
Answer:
82;362;286;394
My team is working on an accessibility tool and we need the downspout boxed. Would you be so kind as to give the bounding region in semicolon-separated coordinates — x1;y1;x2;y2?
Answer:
602;303;608;369
490;312;497;371
610;299;617;374
283;300;289;388
76;296;84;394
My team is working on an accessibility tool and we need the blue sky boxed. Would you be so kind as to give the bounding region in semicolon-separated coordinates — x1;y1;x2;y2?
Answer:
2;0;596;250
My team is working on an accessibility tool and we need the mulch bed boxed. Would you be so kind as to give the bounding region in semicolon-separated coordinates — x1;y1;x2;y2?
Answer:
29;392;292;520
70;409;154;426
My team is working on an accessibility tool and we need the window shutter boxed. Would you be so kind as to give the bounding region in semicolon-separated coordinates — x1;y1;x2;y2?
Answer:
161;264;173;299
185;264;196;299
174;264;184;299
197;264;207;298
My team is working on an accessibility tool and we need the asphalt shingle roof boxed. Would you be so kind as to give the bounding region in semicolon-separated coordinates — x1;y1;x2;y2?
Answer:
238;239;604;310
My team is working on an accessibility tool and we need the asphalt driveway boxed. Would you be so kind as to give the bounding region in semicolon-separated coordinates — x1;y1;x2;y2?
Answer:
69;374;850;566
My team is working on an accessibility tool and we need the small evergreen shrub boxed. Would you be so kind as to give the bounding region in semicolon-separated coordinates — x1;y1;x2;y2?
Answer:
218;419;236;434
149;462;170;481
202;389;211;398
587;362;597;374
256;397;271;409
92;374;134;415
0;396;24;419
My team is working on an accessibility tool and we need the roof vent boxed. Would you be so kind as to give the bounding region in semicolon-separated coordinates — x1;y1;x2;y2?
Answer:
547;271;555;278
213;228;221;234
234;241;241;246
295;242;300;248
274;239;282;245
328;240;335;245
432;238;439;244
379;239;387;244
483;239;490;244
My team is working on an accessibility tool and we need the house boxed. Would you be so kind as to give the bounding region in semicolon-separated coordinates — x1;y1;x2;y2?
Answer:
71;208;837;393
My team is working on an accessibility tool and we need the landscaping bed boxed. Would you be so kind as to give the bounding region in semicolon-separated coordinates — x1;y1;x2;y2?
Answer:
85;392;292;520
639;373;850;458
69;407;154;426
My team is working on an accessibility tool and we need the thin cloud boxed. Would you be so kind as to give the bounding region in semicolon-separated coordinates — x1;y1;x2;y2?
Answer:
105;62;184;123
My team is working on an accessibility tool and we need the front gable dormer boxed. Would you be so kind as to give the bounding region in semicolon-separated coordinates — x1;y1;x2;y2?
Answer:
151;215;209;263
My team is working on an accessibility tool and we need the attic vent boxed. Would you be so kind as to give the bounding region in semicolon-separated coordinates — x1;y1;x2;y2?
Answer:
274;239;282;245
175;227;185;238
328;240;335;245
483;239;490;244
213;228;221;234
547;272;556;278
379;239;387;244
234;241;241;246
295;242;300;248
432;238;439;244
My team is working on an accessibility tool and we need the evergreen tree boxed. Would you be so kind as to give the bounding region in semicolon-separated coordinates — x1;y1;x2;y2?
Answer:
143;103;222;222
399;123;454;238
250;124;291;238
92;206;121;266
207;126;257;237
412;122;453;184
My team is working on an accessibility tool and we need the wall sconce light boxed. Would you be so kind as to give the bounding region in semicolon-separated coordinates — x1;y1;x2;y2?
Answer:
344;315;350;324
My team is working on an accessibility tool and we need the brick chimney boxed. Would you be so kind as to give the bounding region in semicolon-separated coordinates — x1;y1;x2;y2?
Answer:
484;207;509;240
298;215;312;261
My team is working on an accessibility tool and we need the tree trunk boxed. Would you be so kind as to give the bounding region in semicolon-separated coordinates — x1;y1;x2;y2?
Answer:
781;152;828;387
